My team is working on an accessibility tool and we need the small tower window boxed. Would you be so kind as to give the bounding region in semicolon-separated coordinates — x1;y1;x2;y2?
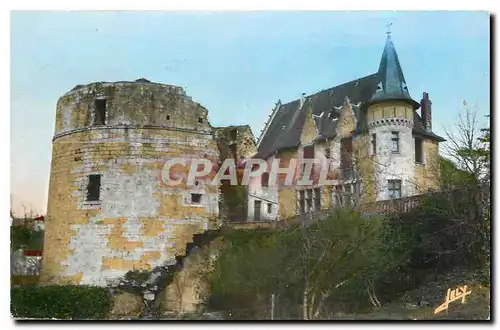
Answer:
371;134;377;155
391;132;400;153
94;99;107;125
415;138;423;163
86;174;101;202
191;193;202;204
388;180;402;199
198;117;203;124
166;115;170;120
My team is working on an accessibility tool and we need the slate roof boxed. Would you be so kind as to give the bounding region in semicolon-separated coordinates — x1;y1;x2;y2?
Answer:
368;35;420;110
256;74;380;158
255;37;445;159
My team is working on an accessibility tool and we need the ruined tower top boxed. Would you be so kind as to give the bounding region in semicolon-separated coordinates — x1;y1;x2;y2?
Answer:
54;79;212;139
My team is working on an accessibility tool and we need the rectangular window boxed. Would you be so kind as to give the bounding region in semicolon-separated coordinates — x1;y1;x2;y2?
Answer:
94;99;107;125
415;138;423;163
229;129;237;141
344;184;353;207
388;180;402;199
391;132;399;153
371;134;377;155
298;190;305;214
86;174;101;202
267;203;272;214
340;138;353;169
314;188;321;210
254;200;262;221
335;185;343;206
261;172;269;187
191;193;202;204
303;145;315;159
306;189;313;211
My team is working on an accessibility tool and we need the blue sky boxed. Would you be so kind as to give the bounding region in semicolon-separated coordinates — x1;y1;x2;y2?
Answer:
10;11;490;214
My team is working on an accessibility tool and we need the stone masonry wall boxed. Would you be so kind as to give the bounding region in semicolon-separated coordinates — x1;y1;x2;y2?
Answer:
42;80;221;286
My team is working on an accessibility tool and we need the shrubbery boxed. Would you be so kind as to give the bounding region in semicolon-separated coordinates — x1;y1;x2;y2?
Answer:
11;285;112;319
205;193;490;319
10;227;44;251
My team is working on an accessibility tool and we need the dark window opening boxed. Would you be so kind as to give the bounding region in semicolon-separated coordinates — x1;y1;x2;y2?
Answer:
306;189;313;211
191;193;202;204
371;134;377;155
198;117;203;124
388;180;402;199
298;190;305;214
314;188;321;210
267;203;272;214
415;138;423;163
86;174;101;202
303;145;315;159
261;172;269;187
166;115;170;120
254;200;262;221
335;185;343;206
340;138;353;169
229;129;237;141
94;99;107;125
344;184;353;207
391;132;400;153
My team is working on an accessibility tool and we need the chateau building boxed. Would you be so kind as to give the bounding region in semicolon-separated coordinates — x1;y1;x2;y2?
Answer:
250;34;445;221
41;34;445;286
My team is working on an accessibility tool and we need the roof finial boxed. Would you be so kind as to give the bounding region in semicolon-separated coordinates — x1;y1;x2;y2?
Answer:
386;22;393;37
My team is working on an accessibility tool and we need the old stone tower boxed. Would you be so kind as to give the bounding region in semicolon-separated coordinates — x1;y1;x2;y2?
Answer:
41;79;255;286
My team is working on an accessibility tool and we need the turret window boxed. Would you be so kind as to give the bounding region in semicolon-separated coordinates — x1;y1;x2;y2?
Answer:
391;132;400;153
388;180;402;199
371;134;377;155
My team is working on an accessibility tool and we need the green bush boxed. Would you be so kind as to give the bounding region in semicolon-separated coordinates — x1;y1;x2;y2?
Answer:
11;285;112;319
10;227;44;251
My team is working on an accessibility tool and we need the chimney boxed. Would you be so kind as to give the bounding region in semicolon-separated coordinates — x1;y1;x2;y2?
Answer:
300;93;306;108
421;92;432;132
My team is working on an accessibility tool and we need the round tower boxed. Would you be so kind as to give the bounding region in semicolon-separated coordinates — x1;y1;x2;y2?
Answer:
42;79;220;286
365;35;420;202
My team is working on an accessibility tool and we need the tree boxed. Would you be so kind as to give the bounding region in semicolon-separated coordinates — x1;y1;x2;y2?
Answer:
208;209;386;320
443;103;490;184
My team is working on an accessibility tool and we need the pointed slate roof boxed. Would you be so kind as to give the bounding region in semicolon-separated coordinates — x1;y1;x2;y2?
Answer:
368;35;420;110
255;36;445;159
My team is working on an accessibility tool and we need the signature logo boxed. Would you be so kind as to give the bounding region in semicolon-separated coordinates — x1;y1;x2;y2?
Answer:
434;285;472;315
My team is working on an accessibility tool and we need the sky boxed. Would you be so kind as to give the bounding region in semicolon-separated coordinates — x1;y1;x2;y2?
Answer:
10;11;490;215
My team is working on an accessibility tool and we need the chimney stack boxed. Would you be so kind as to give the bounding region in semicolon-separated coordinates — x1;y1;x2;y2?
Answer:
421;92;432;132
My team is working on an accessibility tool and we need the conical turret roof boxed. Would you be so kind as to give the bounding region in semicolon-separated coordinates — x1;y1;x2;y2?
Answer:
369;35;420;110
